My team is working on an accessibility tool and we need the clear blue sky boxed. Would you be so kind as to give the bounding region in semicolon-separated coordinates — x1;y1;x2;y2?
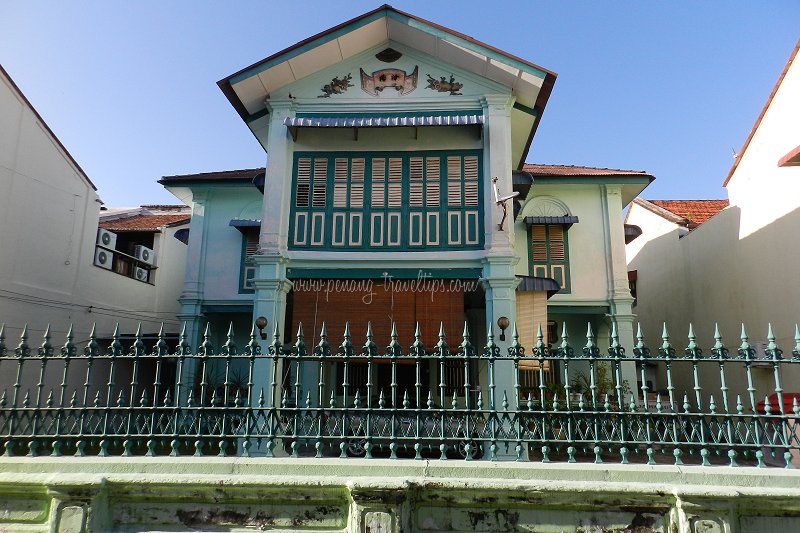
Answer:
2;2;797;207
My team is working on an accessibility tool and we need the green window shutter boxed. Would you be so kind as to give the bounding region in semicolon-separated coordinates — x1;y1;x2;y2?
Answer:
239;230;259;293
530;224;570;293
289;150;483;251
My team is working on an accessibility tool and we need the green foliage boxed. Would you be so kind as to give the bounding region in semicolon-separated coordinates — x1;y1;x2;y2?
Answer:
570;364;630;403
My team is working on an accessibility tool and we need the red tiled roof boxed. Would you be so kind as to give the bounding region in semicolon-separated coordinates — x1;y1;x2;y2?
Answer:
647;200;729;226
779;144;800;167
521;164;653;178
99;214;190;232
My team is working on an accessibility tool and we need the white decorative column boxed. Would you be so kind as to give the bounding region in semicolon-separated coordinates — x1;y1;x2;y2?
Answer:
481;94;521;458
601;185;638;390
260;99;296;256
176;190;209;398
481;94;517;251
251;99;297;417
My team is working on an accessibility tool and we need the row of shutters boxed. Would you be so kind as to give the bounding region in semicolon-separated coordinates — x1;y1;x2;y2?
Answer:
296;155;480;210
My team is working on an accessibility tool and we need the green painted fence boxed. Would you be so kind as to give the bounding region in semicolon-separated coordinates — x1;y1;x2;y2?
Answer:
0;320;798;467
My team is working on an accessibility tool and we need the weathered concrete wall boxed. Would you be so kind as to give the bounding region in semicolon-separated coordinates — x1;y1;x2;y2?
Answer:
1;457;799;532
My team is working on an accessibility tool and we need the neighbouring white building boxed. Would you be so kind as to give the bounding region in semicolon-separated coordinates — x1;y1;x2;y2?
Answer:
0;64;189;349
626;39;800;400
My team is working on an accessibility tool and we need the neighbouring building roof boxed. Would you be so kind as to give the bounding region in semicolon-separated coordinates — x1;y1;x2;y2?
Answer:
99;214;191;232
779;144;800;167
521;164;653;178
631;198;728;230
159;168;265;185
724;39;800;186
0;64;97;191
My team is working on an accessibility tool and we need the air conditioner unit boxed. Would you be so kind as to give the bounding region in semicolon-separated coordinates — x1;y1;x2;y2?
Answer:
134;267;149;283
96;228;117;249
94;247;113;269
134;245;155;265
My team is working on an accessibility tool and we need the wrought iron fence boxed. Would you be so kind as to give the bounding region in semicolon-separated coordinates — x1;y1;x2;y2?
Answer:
0;320;798;466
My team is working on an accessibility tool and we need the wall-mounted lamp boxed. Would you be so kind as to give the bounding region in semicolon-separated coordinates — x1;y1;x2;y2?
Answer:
497;316;510;341
255;316;268;340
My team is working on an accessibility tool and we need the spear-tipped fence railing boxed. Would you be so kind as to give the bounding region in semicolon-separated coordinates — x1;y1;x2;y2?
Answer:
0;320;798;466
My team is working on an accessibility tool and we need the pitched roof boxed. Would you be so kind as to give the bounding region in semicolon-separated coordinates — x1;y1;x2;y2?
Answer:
0;64;97;191
632;198;728;229
217;5;556;171
99;214;190;232
522;163;653;178
159;168;265;184
724;39;800;186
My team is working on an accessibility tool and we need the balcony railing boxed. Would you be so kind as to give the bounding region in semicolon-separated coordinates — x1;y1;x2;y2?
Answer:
0;321;798;466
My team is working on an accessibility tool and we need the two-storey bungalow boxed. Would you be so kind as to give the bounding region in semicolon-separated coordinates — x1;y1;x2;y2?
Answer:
160;6;653;405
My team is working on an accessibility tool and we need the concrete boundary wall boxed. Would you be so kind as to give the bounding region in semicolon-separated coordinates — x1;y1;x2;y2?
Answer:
1;458;799;532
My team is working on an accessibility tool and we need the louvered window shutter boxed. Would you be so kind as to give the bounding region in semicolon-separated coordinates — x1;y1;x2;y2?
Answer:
295;158;311;207
409;157;424;207
333;158;348;208
312;158;327;208
529;224;569;292
371;158;385;208
425;157;440;207
350;158;365;208
244;231;259;261
446;156;461;207
388;157;403;208
463;156;479;207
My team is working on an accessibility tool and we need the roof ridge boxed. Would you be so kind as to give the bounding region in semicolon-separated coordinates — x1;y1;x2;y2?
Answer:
161;167;265;179
523;163;649;174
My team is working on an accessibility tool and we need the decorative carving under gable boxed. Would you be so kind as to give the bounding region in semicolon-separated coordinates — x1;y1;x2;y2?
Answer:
425;74;463;95
319;73;353;98
525;196;572;218
359;66;418;96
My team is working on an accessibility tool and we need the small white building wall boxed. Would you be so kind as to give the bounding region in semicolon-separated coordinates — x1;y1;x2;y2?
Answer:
726;49;800;237
0;69;99;342
626;46;800;400
0;70;187;347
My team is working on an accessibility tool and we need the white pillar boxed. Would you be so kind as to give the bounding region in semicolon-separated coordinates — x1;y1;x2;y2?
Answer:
601;185;638;390
481;94;517;252
260;100;296;255
176;190;210;397
252;98;297;411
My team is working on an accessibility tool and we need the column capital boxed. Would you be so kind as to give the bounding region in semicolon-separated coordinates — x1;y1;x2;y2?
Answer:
190;189;209;205
251;278;293;294
265;99;297;116
481;94;515;112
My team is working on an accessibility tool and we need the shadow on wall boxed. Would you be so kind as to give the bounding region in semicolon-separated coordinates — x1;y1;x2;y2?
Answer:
630;204;800;401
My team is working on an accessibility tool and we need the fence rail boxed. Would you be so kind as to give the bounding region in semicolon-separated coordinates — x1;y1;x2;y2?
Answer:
0;320;798;466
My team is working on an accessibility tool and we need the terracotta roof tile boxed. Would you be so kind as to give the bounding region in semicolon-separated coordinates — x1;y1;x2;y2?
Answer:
99;214;190;232
521;163;652;177
647;200;729;226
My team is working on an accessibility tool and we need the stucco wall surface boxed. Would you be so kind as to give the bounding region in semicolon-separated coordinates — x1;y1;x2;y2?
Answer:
1;457;798;532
